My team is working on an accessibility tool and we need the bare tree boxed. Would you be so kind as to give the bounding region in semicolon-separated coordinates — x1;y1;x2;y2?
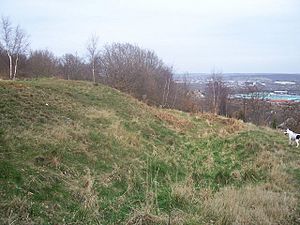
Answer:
245;85;269;125
26;49;58;77
59;53;88;80
205;73;229;115
279;102;300;130
0;17;29;80
86;35;100;83
99;43;173;104
92;42;194;110
162;75;172;107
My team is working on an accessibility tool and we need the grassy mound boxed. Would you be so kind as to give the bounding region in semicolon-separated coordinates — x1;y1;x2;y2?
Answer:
0;78;299;224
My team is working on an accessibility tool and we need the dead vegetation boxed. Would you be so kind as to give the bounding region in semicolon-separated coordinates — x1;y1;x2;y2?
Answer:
0;81;28;89
0;197;34;225
203;185;297;225
126;209;167;225
78;168;99;209
154;110;193;132
198;113;246;135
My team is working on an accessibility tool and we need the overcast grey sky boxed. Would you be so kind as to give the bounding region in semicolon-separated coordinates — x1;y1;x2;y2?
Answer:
1;0;300;73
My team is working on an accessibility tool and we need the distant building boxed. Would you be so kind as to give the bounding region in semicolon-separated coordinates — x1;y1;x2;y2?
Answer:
274;81;296;85
274;90;288;94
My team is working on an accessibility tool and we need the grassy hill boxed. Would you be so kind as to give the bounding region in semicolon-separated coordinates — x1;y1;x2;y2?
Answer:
0;78;299;225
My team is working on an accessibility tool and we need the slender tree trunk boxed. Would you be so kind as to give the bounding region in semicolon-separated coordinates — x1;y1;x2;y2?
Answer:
215;86;220;115
7;53;13;80
162;78;168;106
165;77;171;107
172;85;178;108
13;55;19;80
212;82;217;114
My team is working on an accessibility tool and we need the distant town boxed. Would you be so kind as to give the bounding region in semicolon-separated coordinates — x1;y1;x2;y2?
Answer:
175;73;300;102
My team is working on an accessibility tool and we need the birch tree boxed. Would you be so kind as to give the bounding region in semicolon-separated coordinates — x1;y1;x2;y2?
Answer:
86;35;100;83
0;17;29;80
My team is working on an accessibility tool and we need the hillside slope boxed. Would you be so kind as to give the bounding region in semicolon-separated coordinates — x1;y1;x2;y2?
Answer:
0;78;299;225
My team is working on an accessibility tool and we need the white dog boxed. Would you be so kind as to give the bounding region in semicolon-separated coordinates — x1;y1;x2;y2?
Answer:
284;128;300;147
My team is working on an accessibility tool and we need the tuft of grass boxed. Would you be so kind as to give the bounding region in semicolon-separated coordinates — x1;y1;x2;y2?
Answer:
203;185;297;225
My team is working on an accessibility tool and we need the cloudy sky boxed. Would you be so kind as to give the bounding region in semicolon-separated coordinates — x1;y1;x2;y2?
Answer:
1;0;300;73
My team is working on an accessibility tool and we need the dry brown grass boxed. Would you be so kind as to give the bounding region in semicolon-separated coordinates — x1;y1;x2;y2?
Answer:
18;120;88;144
252;150;293;191
193;113;246;138
203;185;297;225
218;121;244;135
0;81;28;89
71;168;99;210
131;210;188;225
126;207;167;225
33;155;61;169
0;197;35;225
254;150;279;170
199;127;299;225
218;119;245;136
49;155;60;168
98;164;123;187
154;110;193;132
15;120;100;163
199;113;245;131
171;178;196;205
107;120;141;148
125;204;188;225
